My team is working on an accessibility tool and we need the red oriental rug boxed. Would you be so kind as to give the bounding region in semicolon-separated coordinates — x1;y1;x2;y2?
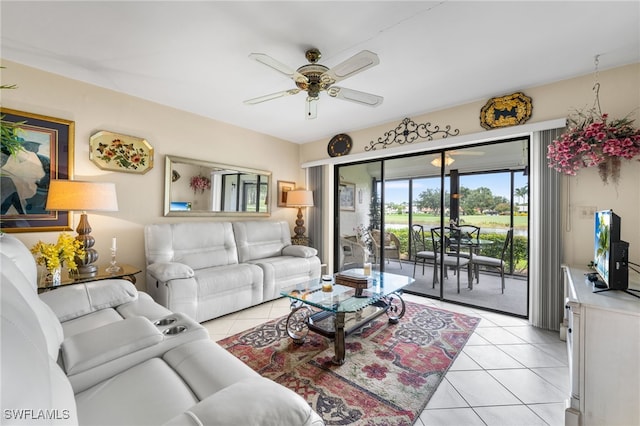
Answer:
218;301;480;425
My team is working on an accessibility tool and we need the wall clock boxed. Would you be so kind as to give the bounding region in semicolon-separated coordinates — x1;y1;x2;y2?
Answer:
327;133;352;157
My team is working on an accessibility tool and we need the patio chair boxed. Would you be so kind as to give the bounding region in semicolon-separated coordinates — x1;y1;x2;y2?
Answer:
470;228;513;293
369;229;402;269
340;236;368;271
447;224;480;257
431;227;473;293
410;224;437;279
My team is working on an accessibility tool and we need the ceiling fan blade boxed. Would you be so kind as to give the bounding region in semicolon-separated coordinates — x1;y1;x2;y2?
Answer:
322;50;380;84
249;53;308;84
328;86;383;107
244;88;301;105
306;96;318;120
449;150;485;156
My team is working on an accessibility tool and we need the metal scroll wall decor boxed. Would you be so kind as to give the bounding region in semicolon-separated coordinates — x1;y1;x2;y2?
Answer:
365;117;460;151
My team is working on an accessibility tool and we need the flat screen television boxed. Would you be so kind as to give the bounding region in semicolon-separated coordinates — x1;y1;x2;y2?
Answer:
593;209;628;290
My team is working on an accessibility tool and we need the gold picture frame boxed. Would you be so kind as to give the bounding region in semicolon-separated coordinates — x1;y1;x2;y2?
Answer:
89;130;154;174
277;180;295;207
1;108;74;233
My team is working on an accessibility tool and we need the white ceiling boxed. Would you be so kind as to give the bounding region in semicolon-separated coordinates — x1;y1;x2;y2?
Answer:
2;1;638;144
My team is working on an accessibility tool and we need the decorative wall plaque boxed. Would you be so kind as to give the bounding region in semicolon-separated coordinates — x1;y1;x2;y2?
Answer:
480;92;532;130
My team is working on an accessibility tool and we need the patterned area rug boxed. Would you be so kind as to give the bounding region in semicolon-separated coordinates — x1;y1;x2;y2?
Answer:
219;301;480;425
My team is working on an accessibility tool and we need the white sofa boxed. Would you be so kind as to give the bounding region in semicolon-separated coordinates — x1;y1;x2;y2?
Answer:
144;220;322;322
0;234;324;425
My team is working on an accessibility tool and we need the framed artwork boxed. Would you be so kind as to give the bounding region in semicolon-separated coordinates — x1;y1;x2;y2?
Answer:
1;108;74;232
89;130;153;174
339;182;356;211
277;180;295;207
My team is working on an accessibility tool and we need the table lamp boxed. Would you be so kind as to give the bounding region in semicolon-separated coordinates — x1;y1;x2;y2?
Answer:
286;189;314;242
46;180;119;275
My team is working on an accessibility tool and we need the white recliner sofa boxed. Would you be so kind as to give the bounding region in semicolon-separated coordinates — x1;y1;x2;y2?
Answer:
0;234;324;426
144;220;322;322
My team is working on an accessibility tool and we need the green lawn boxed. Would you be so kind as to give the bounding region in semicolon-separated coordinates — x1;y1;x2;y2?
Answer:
384;213;528;230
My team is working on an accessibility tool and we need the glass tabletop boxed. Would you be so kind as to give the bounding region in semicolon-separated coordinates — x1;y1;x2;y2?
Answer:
280;270;414;314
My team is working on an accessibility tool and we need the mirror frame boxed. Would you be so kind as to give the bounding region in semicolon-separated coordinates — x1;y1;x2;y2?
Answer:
164;155;271;217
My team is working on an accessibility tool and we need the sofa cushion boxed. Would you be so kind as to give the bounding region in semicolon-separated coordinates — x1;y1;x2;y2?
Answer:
0;251;64;359
194;264;263;297
60;308;124;339
61;316;163;375
1;275;78;424
233;220;291;263
145;222;239;269
75;357;198;426
164;377;321;426
250;255;322;300
0;234;38;287
39;280;138;323
163;339;259;399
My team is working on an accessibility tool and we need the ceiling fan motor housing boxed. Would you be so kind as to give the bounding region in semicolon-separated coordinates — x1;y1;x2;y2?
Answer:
295;63;332;98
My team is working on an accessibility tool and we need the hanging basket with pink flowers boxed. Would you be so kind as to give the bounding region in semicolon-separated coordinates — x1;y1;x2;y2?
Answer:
547;109;640;184
189;175;211;194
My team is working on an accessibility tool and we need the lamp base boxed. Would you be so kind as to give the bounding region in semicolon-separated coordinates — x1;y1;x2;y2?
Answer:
77;263;98;276
75;213;99;276
293;207;307;239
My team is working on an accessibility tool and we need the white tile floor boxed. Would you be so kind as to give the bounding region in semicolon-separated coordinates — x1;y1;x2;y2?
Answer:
202;293;568;426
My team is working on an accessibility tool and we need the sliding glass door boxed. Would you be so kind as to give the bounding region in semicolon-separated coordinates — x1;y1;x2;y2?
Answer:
335;138;529;317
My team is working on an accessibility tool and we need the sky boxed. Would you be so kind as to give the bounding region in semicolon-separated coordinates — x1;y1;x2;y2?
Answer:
383;172;527;204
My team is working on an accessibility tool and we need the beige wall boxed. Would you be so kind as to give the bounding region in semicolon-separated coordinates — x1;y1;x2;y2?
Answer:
1;60;305;290
3;60;639;289
300;63;640;268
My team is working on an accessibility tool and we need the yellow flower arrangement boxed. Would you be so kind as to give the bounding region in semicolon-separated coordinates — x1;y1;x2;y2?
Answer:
30;233;85;271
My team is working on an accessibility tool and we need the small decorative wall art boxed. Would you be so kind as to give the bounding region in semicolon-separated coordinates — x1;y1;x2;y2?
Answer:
480;92;532;130
277;180;295;207
89;130;154;174
339;182;356;211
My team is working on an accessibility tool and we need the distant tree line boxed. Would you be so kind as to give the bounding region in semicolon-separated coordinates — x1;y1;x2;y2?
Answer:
385;185;528;215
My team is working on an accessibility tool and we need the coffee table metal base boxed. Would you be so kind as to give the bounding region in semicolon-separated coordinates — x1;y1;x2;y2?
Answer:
285;292;406;365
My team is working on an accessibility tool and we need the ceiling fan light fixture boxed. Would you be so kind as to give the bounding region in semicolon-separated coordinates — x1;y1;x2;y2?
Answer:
431;155;455;167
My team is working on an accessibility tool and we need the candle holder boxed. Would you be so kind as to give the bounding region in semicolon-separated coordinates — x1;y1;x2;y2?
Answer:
105;248;121;273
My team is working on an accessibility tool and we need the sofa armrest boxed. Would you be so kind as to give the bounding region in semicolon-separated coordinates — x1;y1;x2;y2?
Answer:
39;279;138;322
147;262;195;282
162;377;324;426
61;316;163;375
282;244;318;258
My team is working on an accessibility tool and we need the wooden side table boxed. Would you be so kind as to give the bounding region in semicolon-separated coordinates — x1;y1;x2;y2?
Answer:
38;263;142;293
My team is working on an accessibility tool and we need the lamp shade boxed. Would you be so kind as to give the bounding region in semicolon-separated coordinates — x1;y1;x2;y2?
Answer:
46;180;119;212
286;189;314;207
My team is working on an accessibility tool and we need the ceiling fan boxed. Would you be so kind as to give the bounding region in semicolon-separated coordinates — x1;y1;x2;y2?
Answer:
244;48;384;119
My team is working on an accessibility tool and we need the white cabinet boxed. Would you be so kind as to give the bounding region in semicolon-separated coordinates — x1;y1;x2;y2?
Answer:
562;265;640;426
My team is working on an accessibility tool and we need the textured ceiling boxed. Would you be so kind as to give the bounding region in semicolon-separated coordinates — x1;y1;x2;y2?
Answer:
1;1;638;144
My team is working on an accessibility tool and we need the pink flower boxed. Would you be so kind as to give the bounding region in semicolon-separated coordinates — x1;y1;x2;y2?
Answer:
548;110;640;184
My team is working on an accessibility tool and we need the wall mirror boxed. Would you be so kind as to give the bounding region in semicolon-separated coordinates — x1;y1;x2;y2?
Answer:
164;155;271;217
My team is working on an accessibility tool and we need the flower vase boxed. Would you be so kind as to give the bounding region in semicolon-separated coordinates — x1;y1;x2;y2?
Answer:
42;266;62;288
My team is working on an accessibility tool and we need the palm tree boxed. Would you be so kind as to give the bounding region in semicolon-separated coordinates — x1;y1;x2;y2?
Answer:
515;184;528;205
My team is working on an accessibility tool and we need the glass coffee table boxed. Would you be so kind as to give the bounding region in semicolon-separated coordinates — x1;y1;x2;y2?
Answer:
280;270;414;365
